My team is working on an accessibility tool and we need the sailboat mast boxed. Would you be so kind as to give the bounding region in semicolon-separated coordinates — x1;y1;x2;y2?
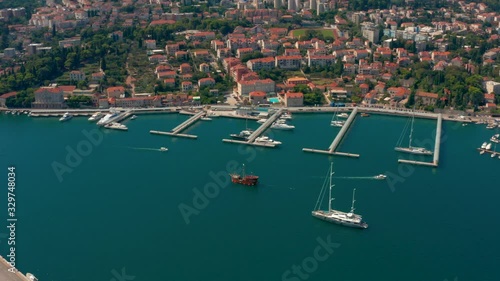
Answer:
409;110;415;148
329;162;333;212
350;188;356;213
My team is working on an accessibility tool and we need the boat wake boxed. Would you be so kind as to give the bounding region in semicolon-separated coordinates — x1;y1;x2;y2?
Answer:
126;147;166;152
335;176;379;180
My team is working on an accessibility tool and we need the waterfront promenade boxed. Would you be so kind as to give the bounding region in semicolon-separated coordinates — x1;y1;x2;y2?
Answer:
0;256;34;281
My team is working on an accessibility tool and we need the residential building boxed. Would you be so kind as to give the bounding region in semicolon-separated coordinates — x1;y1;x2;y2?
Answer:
69;70;85;81
275;55;302;69
107;86;125;98
247;57;275;71
198;78;215;88
237;79;275;96
0;92;17;107
249;91;267;105
181;81;193;92
416;91;438;105
284;92;303;107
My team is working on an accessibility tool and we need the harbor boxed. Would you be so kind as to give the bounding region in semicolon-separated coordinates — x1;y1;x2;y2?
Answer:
2;108;500;281
303;108;360;157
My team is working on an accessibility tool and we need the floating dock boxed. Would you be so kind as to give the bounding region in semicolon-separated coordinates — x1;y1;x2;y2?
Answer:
222;109;284;148
150;111;204;139
397;114;442;167
302;108;360;158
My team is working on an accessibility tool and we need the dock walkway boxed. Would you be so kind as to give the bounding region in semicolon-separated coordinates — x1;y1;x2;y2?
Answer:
303;108;360;158
397;114;442;167
150;111;204;139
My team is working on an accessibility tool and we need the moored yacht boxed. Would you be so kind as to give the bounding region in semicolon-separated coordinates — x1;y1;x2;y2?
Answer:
270;122;295;130
256;118;268;124
337;113;349;118
331;120;345;127
281;112;292;119
490;134;499;143
486;143;492;150
255;136;281;145
104;122;128;131
88;112;103;121
481;142;488;149
230;130;253;140
59;112;73;122
97;110;120;126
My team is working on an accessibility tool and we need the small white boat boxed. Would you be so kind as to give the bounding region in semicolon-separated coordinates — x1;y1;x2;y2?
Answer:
486;123;497;129
201;117;212;121
160;147;168;152
88;112;103;121
256;119;268;124
481;142;488;149
337;113;349;118
255;136;281;145
59;112;73;122
104;122;128;131
130;115;137;120
480;150;485;155
462;123;468;126
331;121;345;127
281;113;292;119
491;153;496;158
270;122;295;130
374;174;387;180
486;143;492;150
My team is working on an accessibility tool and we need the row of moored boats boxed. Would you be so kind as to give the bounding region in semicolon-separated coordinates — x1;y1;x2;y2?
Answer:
229;112;294;145
57;110;136;131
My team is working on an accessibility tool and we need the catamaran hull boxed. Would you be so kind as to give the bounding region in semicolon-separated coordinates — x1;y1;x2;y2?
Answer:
311;212;368;229
394;147;433;156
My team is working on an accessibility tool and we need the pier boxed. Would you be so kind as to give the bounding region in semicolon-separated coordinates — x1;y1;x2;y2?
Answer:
397;114;442;167
150;111;205;139
222;109;285;148
302;108;360;158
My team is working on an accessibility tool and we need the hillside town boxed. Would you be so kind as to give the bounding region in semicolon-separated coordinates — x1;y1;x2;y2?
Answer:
0;0;499;114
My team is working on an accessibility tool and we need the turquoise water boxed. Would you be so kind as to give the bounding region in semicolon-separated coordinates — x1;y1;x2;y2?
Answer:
269;98;280;103
0;112;499;281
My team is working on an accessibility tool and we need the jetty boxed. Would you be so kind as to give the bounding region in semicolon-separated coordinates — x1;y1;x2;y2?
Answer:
222;109;285;148
398;113;442;167
303;108;360;157
150;111;205;139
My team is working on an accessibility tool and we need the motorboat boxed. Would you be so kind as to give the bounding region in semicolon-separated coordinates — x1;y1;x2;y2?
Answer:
104;122;128;131
201;117;212;121
281;113;292;119
130;115;137;120
230;130;253;140
481;142;488;149
160;147;168;152
337;113;349;118
374;174;387;180
256;119;268;124
331;120;345;127
59;112;73;122
88;112;103;121
270;122;295;130
255;136;281;145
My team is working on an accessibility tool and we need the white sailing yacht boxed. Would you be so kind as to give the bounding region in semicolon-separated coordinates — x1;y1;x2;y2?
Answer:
311;163;368;229
394;109;433;155
330;111;345;127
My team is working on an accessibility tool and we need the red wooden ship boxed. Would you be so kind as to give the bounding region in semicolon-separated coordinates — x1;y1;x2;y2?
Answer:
230;164;259;186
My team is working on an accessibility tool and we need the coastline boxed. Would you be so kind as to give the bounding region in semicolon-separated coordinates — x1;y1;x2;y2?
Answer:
2;105;496;123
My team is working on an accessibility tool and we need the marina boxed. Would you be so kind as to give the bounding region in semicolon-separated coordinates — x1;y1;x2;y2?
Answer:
149;110;205;139
1;108;499;281
303;108;360;157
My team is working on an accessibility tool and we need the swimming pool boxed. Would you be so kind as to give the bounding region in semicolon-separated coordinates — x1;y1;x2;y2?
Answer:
269;98;280;103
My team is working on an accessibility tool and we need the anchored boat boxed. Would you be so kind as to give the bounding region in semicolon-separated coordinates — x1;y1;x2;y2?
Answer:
230;164;258;186
312;162;368;229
